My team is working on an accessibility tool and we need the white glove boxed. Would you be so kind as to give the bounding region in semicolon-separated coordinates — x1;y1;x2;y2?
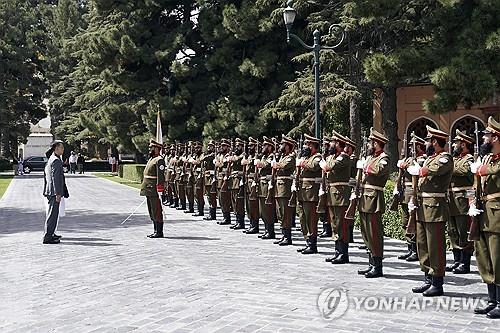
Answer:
318;188;325;196
468;203;483;217
251;180;257;188
291;180;297;192
349;192;357;200
393;187;399;196
296;158;304;167
356;158;366;170
407;162;421;176
271;160;278;168
397;159;405;168
470;160;482;174
319;159;327;170
408;199;416;212
254;159;260;166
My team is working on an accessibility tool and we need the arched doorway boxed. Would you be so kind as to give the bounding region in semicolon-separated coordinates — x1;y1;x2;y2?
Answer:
450;115;485;146
405;117;438;150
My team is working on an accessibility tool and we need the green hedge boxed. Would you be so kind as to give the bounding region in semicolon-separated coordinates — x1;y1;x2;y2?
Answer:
354;173;405;241
0;157;13;172
120;164;145;183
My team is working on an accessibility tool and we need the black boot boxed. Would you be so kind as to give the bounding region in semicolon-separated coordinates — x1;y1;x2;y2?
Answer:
406;242;419;262
349;224;354;243
412;273;432;293
445;249;461;272
325;241;340;262
486;286;500;319
219;212;231;225
298;238;310;252
398;244;412;260
274;230;285;244
184;203;194;214
453;250;471;274
279;229;292;246
233;214;245;230
244;219;258;234
176;201;186;210
193;205;204;217
302;236;317;254
423;276;444;297
475;284;497;314
204;208;216;220
147;222;157;238
358;244;367;250
365;257;383;278
358;253;374;275
262;223;275;239
150;222;164;238
229;215;239;229
319;221;332;238
332;241;349;264
170;198;178;208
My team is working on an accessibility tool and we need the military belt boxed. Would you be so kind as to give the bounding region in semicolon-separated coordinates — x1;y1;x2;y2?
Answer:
247;173;255;178
144;175;157;179
327;181;350;187
483;192;500;201
449;186;473;192
420;192;446;198
231;171;244;176
301;177;323;184
205;170;215;175
260;175;272;181
195;168;201;172
276;176;293;180
362;184;384;191
404;182;412;186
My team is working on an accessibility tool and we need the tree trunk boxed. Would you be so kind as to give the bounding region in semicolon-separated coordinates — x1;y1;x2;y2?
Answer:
349;95;361;148
380;86;399;171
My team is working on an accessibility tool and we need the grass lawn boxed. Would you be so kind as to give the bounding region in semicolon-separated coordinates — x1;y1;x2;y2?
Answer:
92;172;142;189
0;175;14;199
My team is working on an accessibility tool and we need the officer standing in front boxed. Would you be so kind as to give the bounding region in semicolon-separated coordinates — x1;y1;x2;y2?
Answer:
141;139;166;238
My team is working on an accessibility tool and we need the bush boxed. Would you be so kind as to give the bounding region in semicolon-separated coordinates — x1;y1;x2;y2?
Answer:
0;157;12;172
121;164;146;182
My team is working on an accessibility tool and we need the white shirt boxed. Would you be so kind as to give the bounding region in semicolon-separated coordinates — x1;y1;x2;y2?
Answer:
69;155;77;164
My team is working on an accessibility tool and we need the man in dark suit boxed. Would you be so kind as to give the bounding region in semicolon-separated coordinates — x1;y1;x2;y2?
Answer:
43;140;67;244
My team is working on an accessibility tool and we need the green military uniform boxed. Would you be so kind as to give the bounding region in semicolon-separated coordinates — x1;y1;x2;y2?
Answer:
217;139;232;225
230;139;246;229
447;130;475;274
473;116;500;318
202;142;217;220
184;144;195;214
162;146;172;205
175;144;187;211
348;148;358;244
140;139;166;238
167;148;179;208
323;131;353;264
318;138;333;239
192;142;205;216
358;129;390;278
412;125;453;297
273;136;296;245
297;134;322;254
244;137;260;234
258;136;276;239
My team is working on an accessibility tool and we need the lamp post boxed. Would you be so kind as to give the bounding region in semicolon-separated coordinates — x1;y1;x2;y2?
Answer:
283;0;345;139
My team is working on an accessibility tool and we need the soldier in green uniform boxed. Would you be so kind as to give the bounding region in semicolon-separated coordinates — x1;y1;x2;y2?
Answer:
407;125;453;296
202;141;217;220
216;139;232;225
175;143;187;211
168;144;179;208
272;136;296;246
184;142;195;214
191;142;205;216
346;139;358;245
321;131;352;264
296;134;322;254
471;116;500;318
229;138;246;230
161;143;172;205
243;137;260;234
256;136;277;239
319;137;333;239
357;129;390;278
396;135;426;262
140;139;166;238
446;130;475;274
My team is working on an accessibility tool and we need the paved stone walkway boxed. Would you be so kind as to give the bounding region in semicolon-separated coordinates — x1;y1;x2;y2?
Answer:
0;173;497;332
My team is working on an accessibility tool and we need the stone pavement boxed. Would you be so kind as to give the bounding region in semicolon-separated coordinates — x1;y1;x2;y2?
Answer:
0;173;497;332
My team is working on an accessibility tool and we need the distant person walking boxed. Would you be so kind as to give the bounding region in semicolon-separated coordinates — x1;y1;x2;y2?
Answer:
69;151;77;174
17;156;24;176
43;140;68;244
108;155;116;174
77;153;85;174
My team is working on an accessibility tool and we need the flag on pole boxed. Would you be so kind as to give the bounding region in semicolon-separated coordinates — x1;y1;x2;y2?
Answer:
156;109;163;145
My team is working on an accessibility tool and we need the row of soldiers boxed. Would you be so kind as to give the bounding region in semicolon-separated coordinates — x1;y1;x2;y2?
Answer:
140;116;500;318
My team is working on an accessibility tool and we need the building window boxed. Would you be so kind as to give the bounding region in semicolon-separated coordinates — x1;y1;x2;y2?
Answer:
451;116;485;142
406;117;438;146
